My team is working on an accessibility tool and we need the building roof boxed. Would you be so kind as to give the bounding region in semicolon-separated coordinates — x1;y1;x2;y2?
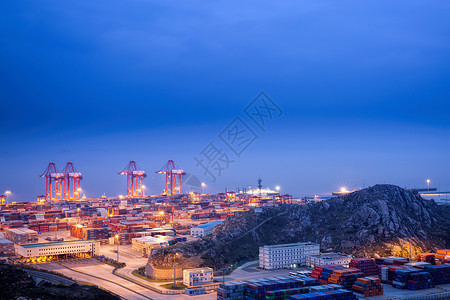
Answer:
20;240;97;248
0;237;13;244
308;252;351;259
194;220;223;229
133;236;167;244
183;267;213;272
261;242;319;249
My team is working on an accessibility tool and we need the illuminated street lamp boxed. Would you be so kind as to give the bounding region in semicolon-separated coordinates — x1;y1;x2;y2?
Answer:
340;187;349;193
201;182;206;194
115;236;120;261
5;190;11;205
426;179;430;191
275;186;280;192
173;252;179;289
142;185;146;196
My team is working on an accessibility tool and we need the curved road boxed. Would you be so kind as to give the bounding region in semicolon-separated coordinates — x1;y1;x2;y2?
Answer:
36;262;153;300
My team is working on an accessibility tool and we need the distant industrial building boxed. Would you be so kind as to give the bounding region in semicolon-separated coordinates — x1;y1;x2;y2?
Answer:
0;237;14;256
131;236;169;256
70;225;108;240
190;220;223;237
183;268;214;286
259;242;320;270
306;253;352;268
16;240;100;262
5;228;38;244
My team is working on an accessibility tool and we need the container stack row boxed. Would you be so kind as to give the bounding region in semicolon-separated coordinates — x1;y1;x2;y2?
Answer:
264;284;346;300
352;277;383;297
374;257;408;266
392;268;433;290
288;289;358;300
424;265;450;285
416;253;436;264
406;272;433;290
265;287;311;300
435;249;450;264
325;269;362;290
311;265;362;289
349;259;378;276
217;276;320;300
217;282;246;300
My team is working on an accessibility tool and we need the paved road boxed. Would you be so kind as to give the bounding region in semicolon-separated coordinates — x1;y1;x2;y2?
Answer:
37;262;151;300
35;259;216;300
24;269;77;286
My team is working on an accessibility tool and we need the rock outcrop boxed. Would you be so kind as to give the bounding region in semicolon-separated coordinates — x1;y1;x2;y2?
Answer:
149;184;450;270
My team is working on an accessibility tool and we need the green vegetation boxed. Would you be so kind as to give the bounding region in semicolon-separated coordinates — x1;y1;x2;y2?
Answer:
160;282;187;290
94;256;125;268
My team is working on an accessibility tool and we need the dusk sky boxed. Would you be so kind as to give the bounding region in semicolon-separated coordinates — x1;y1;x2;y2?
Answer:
1;1;450;202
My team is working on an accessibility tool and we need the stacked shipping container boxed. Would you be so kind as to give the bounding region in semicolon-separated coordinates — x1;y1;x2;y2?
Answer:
217;276;321;300
349;259;378;276
352;277;383;297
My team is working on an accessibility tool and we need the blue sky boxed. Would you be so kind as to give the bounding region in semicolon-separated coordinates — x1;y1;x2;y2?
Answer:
1;1;450;201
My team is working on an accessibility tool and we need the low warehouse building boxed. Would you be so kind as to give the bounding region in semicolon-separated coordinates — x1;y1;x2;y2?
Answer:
190;220;223;237
5;228;38;244
183;268;214;286
306;253;352;268
16;240;100;263
131;236;169;256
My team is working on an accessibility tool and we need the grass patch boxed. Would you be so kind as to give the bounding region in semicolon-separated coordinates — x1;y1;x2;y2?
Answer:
160;283;187;290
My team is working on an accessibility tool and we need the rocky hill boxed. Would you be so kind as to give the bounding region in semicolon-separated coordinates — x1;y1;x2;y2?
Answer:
149;184;450;271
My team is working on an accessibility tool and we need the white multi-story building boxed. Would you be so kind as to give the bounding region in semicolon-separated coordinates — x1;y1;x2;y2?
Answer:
183;268;214;286
306;253;352;268
190;220;223;237
259;242;320;270
16;240;100;259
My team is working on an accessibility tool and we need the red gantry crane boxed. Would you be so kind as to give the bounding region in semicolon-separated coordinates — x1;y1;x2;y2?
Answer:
156;160;185;196
40;162;64;201
118;161;147;198
62;162;83;200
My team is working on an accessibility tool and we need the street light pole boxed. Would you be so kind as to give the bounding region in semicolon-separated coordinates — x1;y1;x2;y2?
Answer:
5;190;11;205
426;179;430;191
115;234;119;264
173;252;177;289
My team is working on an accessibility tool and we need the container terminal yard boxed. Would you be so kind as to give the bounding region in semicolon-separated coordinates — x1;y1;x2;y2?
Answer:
0;160;449;299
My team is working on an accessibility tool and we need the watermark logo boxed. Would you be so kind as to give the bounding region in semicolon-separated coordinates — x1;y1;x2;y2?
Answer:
245;91;283;131
219;117;258;157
